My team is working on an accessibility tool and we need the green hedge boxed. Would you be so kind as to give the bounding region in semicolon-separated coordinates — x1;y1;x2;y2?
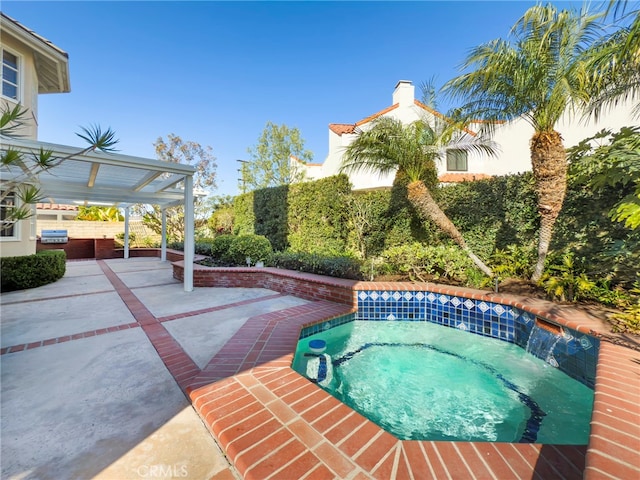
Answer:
228;163;638;289
233;174;354;255
270;250;364;280
1;250;66;292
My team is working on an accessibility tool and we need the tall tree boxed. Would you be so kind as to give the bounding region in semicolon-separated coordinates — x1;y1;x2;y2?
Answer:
244;121;313;191
444;3;604;282
340;115;496;277
138;134;217;242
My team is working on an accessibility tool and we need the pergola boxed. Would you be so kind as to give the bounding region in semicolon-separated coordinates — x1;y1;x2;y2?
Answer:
1;136;197;291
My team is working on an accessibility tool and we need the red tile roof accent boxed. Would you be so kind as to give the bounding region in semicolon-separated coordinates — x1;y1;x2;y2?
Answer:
414;100;478;137
439;173;493;183
36;203;78;211
329;124;357;135
354;103;400;127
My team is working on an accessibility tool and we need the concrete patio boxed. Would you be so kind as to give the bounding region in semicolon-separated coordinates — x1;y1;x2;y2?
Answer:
1;258;308;480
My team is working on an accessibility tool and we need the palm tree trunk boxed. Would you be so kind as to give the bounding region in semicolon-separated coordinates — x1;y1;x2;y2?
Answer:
530;130;567;283
407;180;493;277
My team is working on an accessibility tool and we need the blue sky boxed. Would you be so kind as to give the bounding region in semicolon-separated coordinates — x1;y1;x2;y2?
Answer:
5;0;591;197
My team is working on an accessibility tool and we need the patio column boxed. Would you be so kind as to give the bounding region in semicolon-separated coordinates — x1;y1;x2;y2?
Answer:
160;208;167;262
124;206;130;259
183;175;194;292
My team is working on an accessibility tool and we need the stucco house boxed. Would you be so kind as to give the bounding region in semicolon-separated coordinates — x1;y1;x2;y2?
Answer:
0;13;71;257
295;80;637;191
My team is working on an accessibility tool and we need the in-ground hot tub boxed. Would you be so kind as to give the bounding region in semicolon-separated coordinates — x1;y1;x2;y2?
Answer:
293;290;599;444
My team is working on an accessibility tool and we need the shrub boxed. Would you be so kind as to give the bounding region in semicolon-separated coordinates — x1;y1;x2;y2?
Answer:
227;234;273;265
210;234;237;262
380;243;479;285
1;250;66;291
270;250;364;280
489;244;536;281
539;253;596;302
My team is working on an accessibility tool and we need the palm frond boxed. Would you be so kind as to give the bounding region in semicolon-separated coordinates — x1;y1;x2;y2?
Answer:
0;104;28;137
76;125;119;153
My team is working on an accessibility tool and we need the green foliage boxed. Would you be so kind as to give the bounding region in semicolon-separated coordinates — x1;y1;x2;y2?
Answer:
269;250;364;280
612;282;640;333
207;195;235;235
287;175;352;255
437;173;538;260
254;185;289;251
245;121;313;190
1;250;66;291
227;234;273;265
380;243;481;285
489;244;536;281
232;192;255;236
76;206;124;221
569;126;640;230
233;175;354;255
210;234;236;262
539;253;596;302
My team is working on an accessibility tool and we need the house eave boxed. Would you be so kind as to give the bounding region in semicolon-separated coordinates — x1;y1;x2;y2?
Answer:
1;13;71;94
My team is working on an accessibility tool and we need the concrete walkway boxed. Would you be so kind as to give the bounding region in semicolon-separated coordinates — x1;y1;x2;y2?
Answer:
1;258;309;480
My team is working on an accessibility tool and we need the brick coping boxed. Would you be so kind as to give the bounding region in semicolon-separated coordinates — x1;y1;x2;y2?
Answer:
174;263;640;479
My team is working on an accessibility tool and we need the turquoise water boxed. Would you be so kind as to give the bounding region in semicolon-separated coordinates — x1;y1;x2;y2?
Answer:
293;320;594;443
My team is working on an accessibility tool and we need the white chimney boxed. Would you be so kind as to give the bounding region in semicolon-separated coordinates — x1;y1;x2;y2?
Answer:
392;80;415;107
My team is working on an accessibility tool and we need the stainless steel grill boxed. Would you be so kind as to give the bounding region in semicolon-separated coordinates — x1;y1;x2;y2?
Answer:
40;229;68;244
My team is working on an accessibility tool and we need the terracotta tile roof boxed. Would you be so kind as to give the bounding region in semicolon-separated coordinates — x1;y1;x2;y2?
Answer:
329;124;357;135
329;100;479;139
36;203;78;211
438;173;493;183
414;100;478;137
354;103;400;127
291;155;321;167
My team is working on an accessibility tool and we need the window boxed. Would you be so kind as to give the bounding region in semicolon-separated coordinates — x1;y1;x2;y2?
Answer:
2;49;19;100
446;150;468;172
1;191;17;238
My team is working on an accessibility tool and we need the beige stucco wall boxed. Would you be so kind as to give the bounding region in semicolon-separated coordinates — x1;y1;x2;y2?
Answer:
0;216;36;257
37;220;160;242
1;35;39;139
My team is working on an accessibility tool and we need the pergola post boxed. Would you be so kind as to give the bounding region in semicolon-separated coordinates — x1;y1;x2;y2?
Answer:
183;175;194;292
160;208;167;262
124;206;130;259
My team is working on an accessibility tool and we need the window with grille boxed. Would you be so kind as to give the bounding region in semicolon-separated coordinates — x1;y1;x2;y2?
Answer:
2;49;19;101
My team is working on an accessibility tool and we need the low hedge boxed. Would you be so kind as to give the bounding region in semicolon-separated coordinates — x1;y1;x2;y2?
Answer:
1;250;66;292
269;251;364;280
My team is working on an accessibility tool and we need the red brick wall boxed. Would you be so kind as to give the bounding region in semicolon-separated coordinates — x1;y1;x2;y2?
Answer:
37;240;187;262
173;263;357;305
37;238;94;259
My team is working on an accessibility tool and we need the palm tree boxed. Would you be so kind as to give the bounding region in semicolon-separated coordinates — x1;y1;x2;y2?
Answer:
583;3;639;119
444;4;604;282
340;115;496;277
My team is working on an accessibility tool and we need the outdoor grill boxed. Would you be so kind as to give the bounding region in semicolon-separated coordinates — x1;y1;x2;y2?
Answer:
40;229;68;244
